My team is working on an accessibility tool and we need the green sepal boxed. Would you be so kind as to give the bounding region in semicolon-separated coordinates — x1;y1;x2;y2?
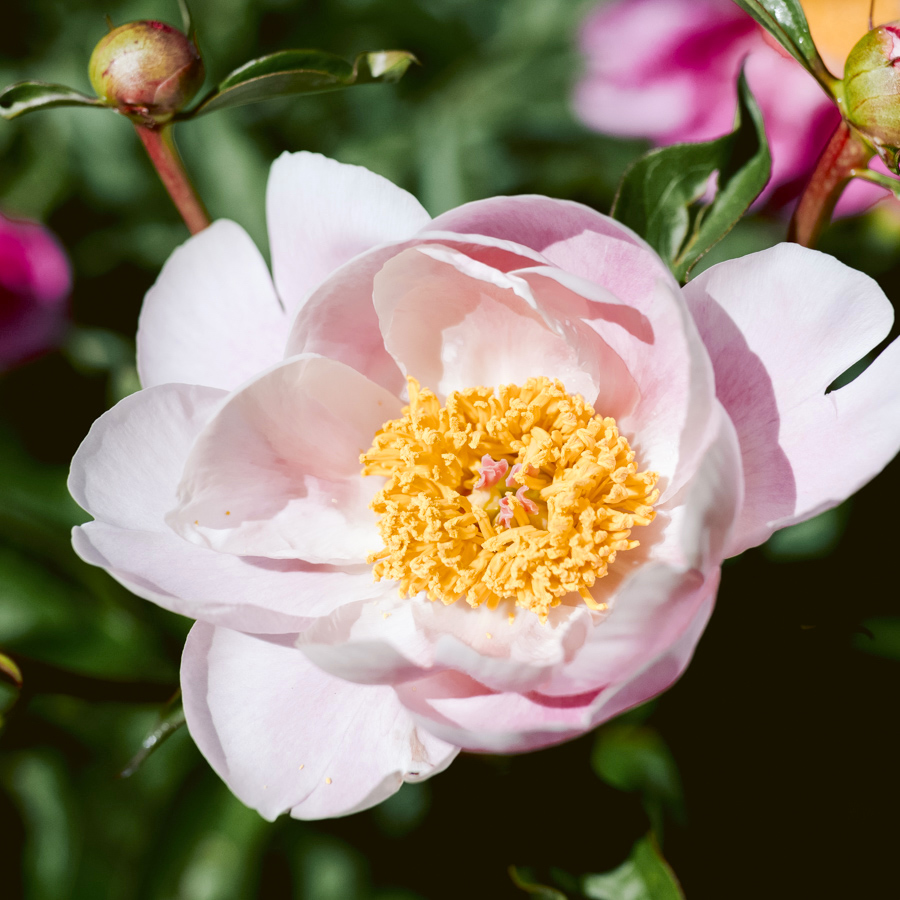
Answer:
509;835;684;900
177;0;193;35
730;0;839;94
0;82;105;121
581;835;685;900
849;165;900;196
181;49;417;118
611;69;771;283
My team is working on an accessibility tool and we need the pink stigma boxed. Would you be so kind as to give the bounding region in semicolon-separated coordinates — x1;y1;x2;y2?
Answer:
497;486;538;528
515;485;538;515
474;454;509;489
497;495;514;528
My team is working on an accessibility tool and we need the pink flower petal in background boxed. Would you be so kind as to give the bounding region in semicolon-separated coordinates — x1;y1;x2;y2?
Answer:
573;0;891;213
0;212;71;371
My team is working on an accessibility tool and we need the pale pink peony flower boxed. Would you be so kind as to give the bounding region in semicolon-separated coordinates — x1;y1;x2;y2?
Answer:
0;212;71;370
69;153;900;819
573;0;896;212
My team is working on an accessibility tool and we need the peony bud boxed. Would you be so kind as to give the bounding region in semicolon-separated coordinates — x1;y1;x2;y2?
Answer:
841;22;900;173
0;212;71;371
89;21;204;124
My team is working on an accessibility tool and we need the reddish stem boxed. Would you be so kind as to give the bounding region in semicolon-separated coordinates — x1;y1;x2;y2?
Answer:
134;122;211;234
788;120;873;248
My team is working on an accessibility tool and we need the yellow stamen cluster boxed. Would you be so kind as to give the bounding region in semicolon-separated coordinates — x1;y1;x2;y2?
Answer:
361;377;659;622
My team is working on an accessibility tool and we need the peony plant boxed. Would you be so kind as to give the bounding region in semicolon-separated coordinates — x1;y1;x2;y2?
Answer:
68;152;900;819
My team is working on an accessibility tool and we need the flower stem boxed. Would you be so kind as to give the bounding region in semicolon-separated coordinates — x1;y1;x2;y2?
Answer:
788;120;873;248
134;122;211;234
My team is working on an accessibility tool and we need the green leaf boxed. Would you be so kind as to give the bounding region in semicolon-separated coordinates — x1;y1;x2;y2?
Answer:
591;724;683;817
763;505;848;561
730;0;838;93
853;616;900;662
0;81;104;120
0;752;79;900
582;836;685;900
0;650;23;688
183;49;417;118
611;70;771;282
509;867;569;899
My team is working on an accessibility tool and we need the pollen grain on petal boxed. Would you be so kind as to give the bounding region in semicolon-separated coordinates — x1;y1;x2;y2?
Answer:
361;376;658;622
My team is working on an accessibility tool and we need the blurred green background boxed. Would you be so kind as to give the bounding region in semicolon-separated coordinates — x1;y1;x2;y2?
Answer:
2;0;899;897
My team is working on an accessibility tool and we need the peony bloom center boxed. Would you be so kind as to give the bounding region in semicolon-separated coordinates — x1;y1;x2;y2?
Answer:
361;376;659;622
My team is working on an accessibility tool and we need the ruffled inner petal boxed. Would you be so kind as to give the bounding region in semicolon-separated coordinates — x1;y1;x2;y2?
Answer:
167;355;404;564
372;243;603;404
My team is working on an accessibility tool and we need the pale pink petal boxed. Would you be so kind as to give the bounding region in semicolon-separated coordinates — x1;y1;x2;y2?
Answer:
296;593;594;693
266;151;431;316
394;576;718;753
426;196;668;291
373;244;601;402
167;355;403;564
182;623;458;821
72;525;380;632
69;381;380;631
516;267;718;501
69;382;227;531
137;221;288;391
396;670;590;754
684;243;900;553
282;233;551;396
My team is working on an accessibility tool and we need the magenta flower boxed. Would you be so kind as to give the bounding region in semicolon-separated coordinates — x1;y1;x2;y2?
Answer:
573;0;889;212
70;153;900;819
0;213;71;371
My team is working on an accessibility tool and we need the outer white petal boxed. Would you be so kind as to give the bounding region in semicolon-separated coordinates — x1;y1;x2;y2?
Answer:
69;381;380;632
69;383;227;532
167;355;403;564
684;243;900;554
266;151;431;315
182;623;458;821
137;221;289;391
72;525;380;632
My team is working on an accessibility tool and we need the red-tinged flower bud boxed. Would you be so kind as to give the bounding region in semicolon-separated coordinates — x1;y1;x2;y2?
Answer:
841;22;900;173
0;212;71;371
89;21;204;124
